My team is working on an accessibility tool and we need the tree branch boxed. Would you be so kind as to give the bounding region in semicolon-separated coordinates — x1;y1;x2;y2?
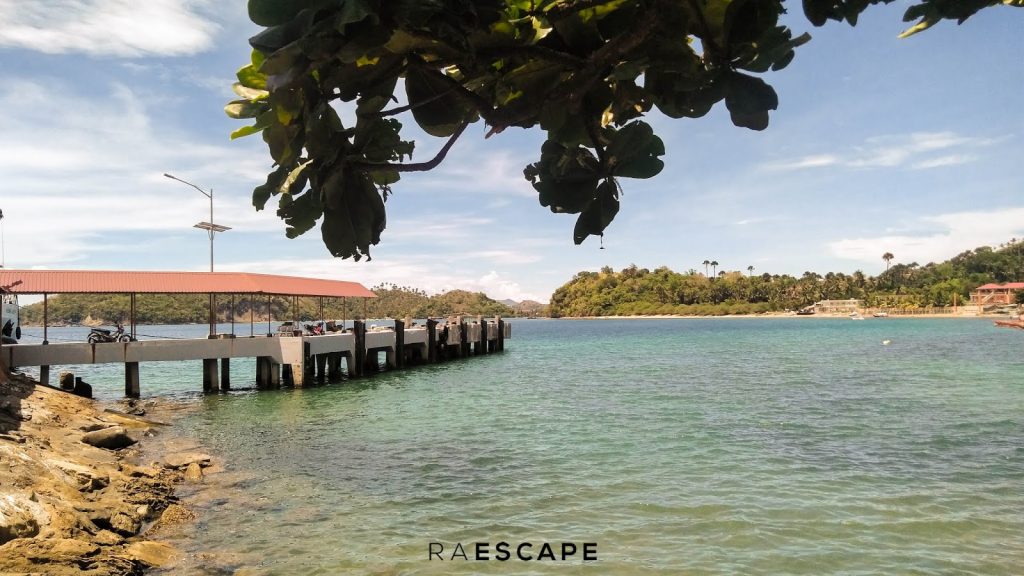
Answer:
353;122;469;173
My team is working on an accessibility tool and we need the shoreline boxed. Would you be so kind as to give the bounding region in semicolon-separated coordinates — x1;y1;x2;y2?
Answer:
0;367;211;575
554;313;995;320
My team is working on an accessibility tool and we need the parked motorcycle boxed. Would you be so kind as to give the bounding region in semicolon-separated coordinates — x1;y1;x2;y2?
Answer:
304;322;326;336
87;323;134;343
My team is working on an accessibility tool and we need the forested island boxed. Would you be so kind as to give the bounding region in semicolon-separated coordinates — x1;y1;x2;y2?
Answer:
550;242;1024;317
21;284;516;326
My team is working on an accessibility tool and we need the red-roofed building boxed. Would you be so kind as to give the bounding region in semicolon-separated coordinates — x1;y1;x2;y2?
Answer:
970;282;1024;306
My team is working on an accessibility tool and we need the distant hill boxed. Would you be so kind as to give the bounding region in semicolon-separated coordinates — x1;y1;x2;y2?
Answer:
21;285;516;326
549;240;1024;317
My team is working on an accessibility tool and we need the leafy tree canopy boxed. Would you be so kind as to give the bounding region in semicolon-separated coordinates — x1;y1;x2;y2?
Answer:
228;0;1019;260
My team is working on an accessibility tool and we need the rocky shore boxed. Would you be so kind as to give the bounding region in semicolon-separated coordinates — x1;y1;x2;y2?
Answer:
0;362;210;575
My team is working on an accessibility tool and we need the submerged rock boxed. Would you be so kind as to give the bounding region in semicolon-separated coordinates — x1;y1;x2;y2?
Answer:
125;540;181;568
163;452;212;469
81;426;137;450
184;462;204;482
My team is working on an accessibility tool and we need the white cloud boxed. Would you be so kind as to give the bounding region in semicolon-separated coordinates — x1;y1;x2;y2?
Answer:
828;207;1024;267
763;131;999;172
0;0;218;57
217;258;548;303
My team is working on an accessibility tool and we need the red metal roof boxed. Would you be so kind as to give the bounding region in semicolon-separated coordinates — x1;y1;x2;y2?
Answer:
975;282;1024;291
0;270;375;298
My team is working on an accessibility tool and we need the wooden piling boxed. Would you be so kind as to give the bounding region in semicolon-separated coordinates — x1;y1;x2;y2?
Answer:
125;362;140;398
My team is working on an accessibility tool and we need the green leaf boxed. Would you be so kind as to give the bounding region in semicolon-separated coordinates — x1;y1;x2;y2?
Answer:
232;82;269;100
404;66;477;138
248;0;334;27
280;159;314;196
606;121;665;179
230;110;275;140
224;99;269;119
573;179;620;244
237;64;267;91
253;165;288;210
724;72;777;131
320;170;386;260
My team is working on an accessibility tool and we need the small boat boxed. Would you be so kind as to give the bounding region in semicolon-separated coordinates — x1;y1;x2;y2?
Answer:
872;312;888;318
994;319;1024;330
849;312;865;320
795;306;815;316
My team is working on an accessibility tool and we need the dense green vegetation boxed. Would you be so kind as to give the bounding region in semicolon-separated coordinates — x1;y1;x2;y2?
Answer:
550;241;1024;317
229;0;1016;258
21;284;514;326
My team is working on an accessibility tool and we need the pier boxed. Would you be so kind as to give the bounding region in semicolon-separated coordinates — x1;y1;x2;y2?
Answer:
0;270;509;397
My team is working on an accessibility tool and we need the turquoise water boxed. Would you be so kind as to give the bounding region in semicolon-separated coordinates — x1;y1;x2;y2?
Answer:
19;319;1024;574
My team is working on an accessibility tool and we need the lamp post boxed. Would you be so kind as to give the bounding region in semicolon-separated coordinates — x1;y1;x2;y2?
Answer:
164;173;231;335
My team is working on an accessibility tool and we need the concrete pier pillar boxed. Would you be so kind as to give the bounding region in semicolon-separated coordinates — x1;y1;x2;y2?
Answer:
394;319;405;369
39;365;50;386
342;353;354;378
497;317;505;351
202;359;219;393
327;352;343;380
220;358;231;391
255;356;268;389
269;360;280;388
353;321;366;378
315;354;327;383
459;317;470;358
476;315;487;355
426;319;438;364
125;362;140;398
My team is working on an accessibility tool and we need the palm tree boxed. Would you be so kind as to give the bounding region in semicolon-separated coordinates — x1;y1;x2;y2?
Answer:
711;261;719;278
882;252;894;272
747;265;754;277
702;260;710;277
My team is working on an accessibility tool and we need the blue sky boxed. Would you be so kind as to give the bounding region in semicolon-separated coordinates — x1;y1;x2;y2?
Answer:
0;1;1021;303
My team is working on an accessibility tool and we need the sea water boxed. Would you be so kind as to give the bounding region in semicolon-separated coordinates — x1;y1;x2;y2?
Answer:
17;319;1024;574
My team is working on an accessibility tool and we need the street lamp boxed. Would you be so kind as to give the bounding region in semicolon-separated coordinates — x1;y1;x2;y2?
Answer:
163;173;231;272
164;173;231;335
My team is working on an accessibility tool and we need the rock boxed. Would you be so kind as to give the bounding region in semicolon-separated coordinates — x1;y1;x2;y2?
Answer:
109;510;141;536
47;459;110;492
0;493;49;544
122;464;160;479
124;540;181;568
93;529;124;546
163;452;212;470
59;371;76;391
80;423;108;432
72;378;92;399
158;504;195;525
183;462;203;482
81;426;136;450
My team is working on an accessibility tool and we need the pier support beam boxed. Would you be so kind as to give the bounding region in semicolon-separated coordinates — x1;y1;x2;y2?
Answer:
353;321;366;378
426;319;438;364
315;354;327;383
476;316;487;355
327;352;344;380
459;317;470;358
497;317;505;351
220;358;231;391
125;362;140;398
39;365;50;386
202;359;219;393
269;359;280;388
394;320;405;369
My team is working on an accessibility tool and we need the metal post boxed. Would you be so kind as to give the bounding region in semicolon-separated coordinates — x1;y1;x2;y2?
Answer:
250;293;254;337
267;294;272;336
43;293;49;345
231;294;235;335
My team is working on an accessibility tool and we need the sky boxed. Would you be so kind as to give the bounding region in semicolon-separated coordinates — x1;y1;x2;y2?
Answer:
0;1;1021;304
